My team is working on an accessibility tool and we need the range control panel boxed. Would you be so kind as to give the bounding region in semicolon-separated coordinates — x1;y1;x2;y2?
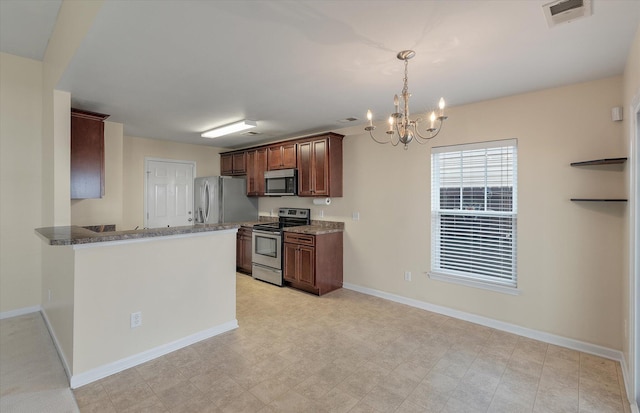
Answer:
278;208;310;219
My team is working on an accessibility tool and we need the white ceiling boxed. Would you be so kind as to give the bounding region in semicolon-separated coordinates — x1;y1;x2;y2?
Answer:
0;0;62;60
1;1;639;149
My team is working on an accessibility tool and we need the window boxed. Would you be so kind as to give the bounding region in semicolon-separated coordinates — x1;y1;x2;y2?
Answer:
430;139;517;292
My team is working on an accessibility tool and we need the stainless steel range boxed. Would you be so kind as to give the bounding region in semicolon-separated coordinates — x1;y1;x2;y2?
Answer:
252;208;310;286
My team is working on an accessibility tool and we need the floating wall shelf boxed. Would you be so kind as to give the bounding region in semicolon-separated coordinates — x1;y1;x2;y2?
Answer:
570;157;627;202
570;157;627;166
570;199;628;202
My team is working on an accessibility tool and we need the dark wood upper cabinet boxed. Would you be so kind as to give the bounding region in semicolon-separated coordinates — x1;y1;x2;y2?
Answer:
297;133;343;197
220;152;247;175
70;108;109;199
220;132;343;197
246;148;267;196
267;142;297;170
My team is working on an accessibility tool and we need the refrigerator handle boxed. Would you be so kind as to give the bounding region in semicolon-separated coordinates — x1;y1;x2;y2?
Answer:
204;180;210;223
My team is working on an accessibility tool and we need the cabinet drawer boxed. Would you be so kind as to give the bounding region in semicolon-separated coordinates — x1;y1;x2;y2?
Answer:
284;232;315;246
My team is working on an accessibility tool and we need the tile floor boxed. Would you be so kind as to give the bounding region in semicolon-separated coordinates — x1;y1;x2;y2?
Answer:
1;312;79;412
73;274;630;412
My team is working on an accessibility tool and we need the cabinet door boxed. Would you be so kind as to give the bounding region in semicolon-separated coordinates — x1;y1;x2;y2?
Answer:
267;146;283;170
281;143;297;168
221;154;234;175
246;151;256;195
311;139;328;196
232;152;247;174
283;243;298;282
236;233;243;270
241;232;253;273
236;229;253;274
71;112;106;199
267;143;297;170
298;246;315;286
297;141;313;196
255;148;267;195
297;138;329;196
246;149;267;196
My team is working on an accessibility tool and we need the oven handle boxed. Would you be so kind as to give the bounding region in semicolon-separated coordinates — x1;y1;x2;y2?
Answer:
253;229;281;236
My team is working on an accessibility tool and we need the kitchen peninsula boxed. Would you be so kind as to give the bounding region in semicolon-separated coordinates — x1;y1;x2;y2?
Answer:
36;224;240;388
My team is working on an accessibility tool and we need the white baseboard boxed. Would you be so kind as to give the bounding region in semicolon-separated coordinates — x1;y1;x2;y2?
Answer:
40;308;73;382
343;282;623;362
69;320;238;389
0;305;41;320
620;355;640;412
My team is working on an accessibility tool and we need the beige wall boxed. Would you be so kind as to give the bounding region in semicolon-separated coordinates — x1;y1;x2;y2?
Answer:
0;53;43;313
122;135;223;229
71;121;124;229
72;231;236;377
261;76;626;350
41;244;76;373
42;0;104;228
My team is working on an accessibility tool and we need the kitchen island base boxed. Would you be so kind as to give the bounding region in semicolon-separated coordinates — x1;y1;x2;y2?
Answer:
37;226;238;388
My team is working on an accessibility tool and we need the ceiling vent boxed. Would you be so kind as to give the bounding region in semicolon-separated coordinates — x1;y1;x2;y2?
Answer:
543;0;592;28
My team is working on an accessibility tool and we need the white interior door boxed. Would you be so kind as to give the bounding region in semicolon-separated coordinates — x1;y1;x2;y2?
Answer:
145;159;195;228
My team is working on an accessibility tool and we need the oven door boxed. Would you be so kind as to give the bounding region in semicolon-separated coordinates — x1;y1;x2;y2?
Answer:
252;230;282;269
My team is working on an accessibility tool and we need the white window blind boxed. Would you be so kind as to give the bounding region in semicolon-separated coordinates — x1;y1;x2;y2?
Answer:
431;139;517;289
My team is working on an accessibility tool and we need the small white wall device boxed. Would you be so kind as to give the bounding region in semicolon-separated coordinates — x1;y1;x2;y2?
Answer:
612;107;623;122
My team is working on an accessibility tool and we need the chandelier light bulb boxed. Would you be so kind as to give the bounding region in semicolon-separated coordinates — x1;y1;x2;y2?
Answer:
430;111;436;129
367;109;373;126
388;116;394;131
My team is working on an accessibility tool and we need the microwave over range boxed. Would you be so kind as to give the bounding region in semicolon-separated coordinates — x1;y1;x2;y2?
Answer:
264;169;297;196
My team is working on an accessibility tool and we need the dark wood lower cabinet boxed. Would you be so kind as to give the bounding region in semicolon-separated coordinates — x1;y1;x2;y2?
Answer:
283;231;343;295
236;227;253;274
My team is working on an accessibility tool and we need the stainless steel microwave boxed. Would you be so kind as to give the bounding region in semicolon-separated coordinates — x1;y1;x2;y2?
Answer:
264;169;297;196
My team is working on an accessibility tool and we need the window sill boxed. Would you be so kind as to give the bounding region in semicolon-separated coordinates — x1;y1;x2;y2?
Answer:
428;271;521;295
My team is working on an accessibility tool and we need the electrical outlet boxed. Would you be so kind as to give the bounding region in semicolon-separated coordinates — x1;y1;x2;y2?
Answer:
47;289;52;302
352;212;360;221
319;210;324;218
404;271;412;281
130;311;142;329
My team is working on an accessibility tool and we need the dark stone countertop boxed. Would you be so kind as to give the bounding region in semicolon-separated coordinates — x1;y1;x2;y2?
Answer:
35;223;241;246
239;216;277;228
239;217;344;235
283;220;345;235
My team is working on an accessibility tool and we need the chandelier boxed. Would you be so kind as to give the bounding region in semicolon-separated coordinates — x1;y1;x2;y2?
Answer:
366;50;447;150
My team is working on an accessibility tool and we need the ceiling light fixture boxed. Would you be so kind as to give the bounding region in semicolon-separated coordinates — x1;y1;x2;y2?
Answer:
201;119;257;138
366;50;448;150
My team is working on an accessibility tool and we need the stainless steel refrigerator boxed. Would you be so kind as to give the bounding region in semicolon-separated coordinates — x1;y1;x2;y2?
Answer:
194;176;258;224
